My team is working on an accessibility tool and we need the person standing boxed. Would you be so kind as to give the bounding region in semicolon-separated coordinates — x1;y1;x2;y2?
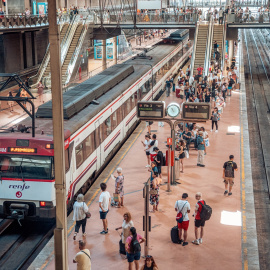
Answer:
175;193;191;246
223;155;238;196
7;91;14;112
73;194;89;240
197;131;205;167
140;255;159;270
153;147;163;178
149;172;162;213
197;65;203;79
192;192;205;245
114;167;124;208
37;81;44;103
165;77;171;97
210;107;220;132
116;212;134;256
73;240;91;270
182;126;191;152
99;183;111;234
219;8;224;24
142;134;152;167
126;227;145;270
178;140;185;173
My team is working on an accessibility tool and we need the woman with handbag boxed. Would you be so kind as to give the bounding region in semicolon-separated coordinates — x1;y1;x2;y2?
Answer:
115;212;134;257
150;173;162;213
73;194;90;240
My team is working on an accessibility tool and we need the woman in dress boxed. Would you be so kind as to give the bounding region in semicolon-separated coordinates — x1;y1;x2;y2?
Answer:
116;212;134;256
73;194;89;240
178;140;185;173
115;167;124;208
149;172;162;213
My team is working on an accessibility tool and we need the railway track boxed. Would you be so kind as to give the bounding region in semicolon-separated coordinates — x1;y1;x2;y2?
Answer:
0;220;54;270
242;28;270;270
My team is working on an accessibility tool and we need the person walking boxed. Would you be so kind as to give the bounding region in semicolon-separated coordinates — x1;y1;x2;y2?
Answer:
73;194;89;240
37;81;44;103
197;131;205;167
73;240;91;270
140;255;159;270
116;212;134;256
210;107;220;132
175;193;191;246
99;183;111;234
126;227;145;270
114;167;124;208
7;91;14;112
192;192;205;245
223;155;238;196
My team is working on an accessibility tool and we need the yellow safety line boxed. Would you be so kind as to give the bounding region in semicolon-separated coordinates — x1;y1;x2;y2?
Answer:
40;126;144;269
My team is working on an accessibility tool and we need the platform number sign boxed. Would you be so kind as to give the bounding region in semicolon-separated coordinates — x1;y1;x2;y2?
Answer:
137;101;165;119
182;102;211;120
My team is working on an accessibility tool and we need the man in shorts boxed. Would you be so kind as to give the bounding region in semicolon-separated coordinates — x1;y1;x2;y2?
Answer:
99;183;111;234
175;193;191;246
192;192;205;245
223;155;238;196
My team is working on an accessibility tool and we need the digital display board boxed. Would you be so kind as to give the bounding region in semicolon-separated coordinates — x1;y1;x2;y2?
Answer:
182;102;211;120
8;147;37;153
137;101;165;119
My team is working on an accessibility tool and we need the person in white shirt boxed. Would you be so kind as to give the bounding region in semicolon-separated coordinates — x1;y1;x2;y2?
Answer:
189;75;194;86
175;193;191;246
141;134;152;167
73;194;89;240
73;240;91;270
99;183;111;234
149;134;158;154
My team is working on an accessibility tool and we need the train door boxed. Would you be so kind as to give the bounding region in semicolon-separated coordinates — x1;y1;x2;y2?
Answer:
94;120;102;170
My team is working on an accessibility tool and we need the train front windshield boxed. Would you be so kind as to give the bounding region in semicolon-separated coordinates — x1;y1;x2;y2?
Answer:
0;155;54;180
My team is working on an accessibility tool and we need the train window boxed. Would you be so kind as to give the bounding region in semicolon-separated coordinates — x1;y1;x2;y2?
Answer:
65;148;70;172
141;85;147;98
111;111;118;131
130;94;136;109
95;126;101;148
116;106;123;124
102;116;112;142
75;144;84;169
83;135;92;159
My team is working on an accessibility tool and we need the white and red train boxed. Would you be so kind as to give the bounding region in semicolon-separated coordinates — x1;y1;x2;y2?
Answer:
0;33;192;220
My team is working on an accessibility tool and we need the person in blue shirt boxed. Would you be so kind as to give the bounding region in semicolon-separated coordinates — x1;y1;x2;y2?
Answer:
149;161;158;182
196;131;205;167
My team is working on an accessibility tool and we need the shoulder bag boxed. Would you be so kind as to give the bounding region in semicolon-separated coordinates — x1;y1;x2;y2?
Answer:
83;202;91;219
176;201;187;223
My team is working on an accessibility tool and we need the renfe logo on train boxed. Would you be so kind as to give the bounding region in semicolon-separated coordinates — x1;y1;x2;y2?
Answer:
9;183;30;191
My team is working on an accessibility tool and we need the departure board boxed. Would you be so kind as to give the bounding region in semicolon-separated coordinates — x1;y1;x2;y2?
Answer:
137;101;165;119
182;102;211;120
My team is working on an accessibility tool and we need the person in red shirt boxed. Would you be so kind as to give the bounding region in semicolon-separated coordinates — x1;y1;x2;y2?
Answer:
192;192;205;245
197;65;203;77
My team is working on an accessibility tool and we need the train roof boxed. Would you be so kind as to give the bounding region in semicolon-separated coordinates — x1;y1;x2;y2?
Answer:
0;41;184;140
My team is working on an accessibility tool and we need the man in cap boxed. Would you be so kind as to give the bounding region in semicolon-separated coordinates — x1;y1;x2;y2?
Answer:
197;131;205;167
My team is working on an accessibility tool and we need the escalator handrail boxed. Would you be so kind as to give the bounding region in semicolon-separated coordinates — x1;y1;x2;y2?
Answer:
204;16;214;77
190;19;200;78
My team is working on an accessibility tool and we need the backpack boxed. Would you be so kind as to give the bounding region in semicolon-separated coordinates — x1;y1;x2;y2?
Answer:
198;201;212;221
176;201;187;223
131;238;141;254
225;161;234;178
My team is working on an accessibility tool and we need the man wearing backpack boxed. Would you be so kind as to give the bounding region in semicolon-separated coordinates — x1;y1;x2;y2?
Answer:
174;193;191;246
223;155;238;196
192;192;206;245
153;147;163;178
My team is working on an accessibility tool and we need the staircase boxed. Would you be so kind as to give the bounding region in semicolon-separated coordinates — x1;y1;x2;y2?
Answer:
211;24;224;62
192;24;209;76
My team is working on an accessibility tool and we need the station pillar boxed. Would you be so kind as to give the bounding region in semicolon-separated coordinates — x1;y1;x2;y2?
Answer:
228;40;234;66
113;36;117;65
102;39;107;70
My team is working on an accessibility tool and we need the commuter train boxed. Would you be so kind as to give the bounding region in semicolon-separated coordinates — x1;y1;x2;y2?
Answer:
0;31;192;220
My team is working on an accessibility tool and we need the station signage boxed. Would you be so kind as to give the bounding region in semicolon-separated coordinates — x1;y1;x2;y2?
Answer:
181;102;211;120
137;101;165;119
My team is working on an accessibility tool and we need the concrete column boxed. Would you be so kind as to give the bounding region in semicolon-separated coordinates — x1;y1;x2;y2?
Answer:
24;0;30;10
102;39;107;70
47;0;68;269
228;40;234;66
113;36;117;65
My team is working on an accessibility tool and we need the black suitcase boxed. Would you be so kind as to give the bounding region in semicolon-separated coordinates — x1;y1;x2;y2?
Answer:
119;239;126;255
171;226;179;243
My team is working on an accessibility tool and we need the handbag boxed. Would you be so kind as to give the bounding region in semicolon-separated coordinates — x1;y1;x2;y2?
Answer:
184;150;189;159
149;189;158;195
176;201;187;223
83;202;91;219
205;138;210;147
113;193;121;202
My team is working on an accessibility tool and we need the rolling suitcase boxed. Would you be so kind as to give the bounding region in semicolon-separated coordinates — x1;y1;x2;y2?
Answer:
119;239;126;255
171;225;179;243
176;88;181;98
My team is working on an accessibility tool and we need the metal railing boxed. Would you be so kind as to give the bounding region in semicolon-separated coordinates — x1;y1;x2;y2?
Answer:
220;21;227;71
227;11;270;23
204;17;214;77
190;20;200;78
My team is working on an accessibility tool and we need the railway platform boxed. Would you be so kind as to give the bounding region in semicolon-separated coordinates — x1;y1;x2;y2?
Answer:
28;45;259;270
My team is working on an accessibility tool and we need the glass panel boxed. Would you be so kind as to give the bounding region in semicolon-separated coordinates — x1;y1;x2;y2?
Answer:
0;154;53;179
83;135;92;159
102;116;112;141
75;144;84;168
65;148;70;172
